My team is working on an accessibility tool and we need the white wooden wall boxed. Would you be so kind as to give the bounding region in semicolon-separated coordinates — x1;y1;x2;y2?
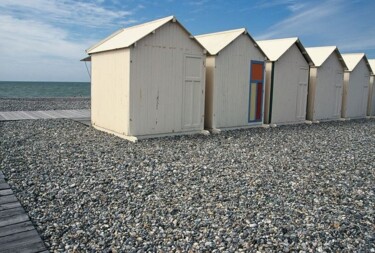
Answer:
129;21;205;136
271;44;309;124
91;48;130;136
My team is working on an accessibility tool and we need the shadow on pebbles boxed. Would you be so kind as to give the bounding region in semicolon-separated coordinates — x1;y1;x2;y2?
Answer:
1;119;374;252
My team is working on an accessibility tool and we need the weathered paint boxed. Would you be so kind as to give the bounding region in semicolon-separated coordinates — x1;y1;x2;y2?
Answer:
205;34;265;130
307;52;344;121
265;44;309;124
341;58;370;119
128;21;205;136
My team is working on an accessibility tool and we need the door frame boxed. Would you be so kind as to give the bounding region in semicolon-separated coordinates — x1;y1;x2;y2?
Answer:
296;66;309;120
182;54;204;129
248;60;265;123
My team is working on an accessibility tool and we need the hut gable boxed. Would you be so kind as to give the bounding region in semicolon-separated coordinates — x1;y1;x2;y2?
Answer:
342;53;372;73
306;46;347;69
195;28;265;57
369;59;375;74
257;37;313;65
87;16;204;54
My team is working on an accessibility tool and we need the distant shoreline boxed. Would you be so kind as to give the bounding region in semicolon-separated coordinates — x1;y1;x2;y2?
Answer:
0;96;91;99
0;81;90;83
0;97;91;112
0;81;90;98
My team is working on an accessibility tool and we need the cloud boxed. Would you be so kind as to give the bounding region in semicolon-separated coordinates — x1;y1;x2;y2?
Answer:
0;0;140;81
255;0;375;53
0;15;89;60
256;0;343;39
254;0;298;9
0;0;133;28
188;0;210;6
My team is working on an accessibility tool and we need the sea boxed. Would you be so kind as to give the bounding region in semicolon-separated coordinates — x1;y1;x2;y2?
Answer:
0;81;90;98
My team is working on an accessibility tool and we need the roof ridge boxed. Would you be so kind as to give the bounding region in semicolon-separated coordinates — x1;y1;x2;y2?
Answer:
87;15;176;54
195;28;245;38
257;37;298;43
341;52;365;56
122;15;174;31
305;45;336;49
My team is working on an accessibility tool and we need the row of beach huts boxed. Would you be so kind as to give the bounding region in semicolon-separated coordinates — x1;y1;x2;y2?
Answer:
82;16;375;142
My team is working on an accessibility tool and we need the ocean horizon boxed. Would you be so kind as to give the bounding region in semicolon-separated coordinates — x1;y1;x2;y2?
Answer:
0;81;91;98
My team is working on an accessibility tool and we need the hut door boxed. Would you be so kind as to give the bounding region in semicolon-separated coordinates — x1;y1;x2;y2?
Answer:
248;61;264;123
182;55;203;129
334;72;343;117
296;67;308;120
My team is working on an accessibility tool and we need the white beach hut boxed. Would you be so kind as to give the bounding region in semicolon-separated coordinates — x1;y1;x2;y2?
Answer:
86;16;207;141
367;59;375;116
341;53;372;119
305;46;348;122
195;28;267;132
257;38;313;125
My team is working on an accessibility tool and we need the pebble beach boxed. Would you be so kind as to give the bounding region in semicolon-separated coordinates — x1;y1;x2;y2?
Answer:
1;98;374;252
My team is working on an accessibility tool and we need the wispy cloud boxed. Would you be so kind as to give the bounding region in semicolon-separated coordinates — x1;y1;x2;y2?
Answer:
256;0;342;39
188;0;210;6
254;0;299;10
0;0;134;28
255;0;375;53
0;15;89;60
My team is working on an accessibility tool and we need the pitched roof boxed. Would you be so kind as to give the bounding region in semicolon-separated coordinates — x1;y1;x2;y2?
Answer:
87;16;202;54
305;46;347;69
341;53;372;73
195;28;265;56
257;37;313;64
368;59;375;74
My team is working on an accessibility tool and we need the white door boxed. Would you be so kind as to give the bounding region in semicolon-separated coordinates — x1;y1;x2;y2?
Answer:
334;72;343;117
182;55;203;129
296;67;309;120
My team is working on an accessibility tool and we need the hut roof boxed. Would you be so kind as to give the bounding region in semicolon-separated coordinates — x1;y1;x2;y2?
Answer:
257;37;313;65
305;46;347;69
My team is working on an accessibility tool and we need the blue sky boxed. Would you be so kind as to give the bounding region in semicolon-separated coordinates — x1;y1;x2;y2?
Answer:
0;0;374;82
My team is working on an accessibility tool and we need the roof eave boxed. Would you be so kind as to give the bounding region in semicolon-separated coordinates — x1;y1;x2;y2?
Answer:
295;39;314;66
86;28;125;54
245;31;268;60
362;55;374;75
80;56;91;62
174;18;207;53
195;28;246;56
334;48;349;71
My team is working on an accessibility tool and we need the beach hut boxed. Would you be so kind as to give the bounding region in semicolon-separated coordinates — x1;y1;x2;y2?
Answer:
85;16;207;141
341;53;372;119
195;28;267;132
305;46;348;122
367;59;375;116
257;38;313;125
